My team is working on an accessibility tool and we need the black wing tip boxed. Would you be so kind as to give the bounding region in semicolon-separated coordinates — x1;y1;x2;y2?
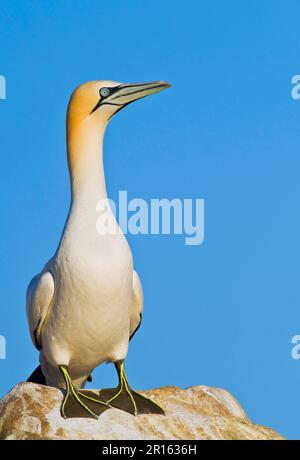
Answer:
27;365;46;385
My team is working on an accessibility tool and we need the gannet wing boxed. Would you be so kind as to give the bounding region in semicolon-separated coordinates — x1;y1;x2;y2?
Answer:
129;270;143;340
26;271;55;350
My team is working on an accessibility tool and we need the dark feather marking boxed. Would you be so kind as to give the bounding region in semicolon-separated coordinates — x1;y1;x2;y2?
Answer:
27;365;46;385
129;313;142;341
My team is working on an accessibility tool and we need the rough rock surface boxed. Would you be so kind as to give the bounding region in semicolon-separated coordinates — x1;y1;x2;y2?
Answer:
0;382;284;440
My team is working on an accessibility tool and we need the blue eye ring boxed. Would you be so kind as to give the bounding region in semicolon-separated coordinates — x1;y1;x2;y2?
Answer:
100;87;110;98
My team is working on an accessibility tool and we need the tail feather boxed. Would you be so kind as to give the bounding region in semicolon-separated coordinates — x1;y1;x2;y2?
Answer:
27;365;46;385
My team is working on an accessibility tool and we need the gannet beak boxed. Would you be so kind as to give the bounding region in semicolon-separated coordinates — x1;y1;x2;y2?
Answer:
90;81;171;114
108;81;171;105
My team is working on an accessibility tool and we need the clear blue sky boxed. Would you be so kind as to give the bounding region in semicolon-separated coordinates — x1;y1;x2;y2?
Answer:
0;0;300;439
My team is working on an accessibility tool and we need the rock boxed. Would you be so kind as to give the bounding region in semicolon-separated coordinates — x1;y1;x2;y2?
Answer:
0;382;284;440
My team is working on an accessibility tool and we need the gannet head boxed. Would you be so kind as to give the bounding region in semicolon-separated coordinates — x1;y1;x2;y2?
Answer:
67;80;171;125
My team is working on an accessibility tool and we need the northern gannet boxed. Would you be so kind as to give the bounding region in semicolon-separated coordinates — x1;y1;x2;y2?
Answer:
26;80;170;419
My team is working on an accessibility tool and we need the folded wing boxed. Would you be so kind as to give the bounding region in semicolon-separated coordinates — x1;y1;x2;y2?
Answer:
129;270;144;341
26;271;55;350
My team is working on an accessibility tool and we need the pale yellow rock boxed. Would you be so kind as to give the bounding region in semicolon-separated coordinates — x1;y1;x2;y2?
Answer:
0;382;284;440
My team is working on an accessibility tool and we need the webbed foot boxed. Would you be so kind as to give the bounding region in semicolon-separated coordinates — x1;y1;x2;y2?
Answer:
99;361;165;416
59;365;110;419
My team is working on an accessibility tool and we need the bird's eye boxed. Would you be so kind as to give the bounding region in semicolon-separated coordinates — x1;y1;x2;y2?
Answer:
100;87;110;98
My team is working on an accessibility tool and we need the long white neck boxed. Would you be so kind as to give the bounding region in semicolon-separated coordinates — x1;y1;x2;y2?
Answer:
67;118;108;210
